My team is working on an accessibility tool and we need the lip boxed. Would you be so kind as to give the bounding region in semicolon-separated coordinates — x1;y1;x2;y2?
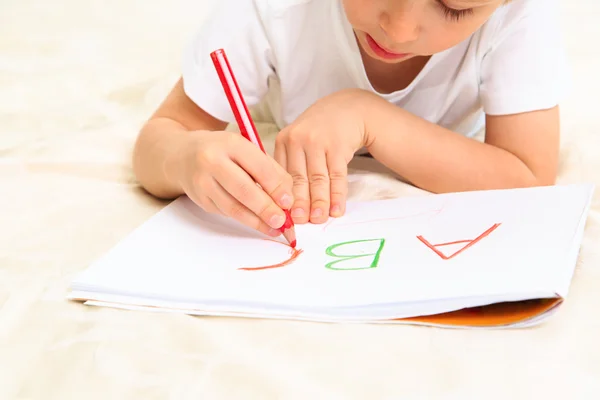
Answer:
365;34;410;60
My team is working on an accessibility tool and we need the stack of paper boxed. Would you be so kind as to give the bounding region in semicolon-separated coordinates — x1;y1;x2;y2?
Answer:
68;183;594;328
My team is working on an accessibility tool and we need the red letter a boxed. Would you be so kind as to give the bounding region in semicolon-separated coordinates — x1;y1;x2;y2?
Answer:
416;223;501;260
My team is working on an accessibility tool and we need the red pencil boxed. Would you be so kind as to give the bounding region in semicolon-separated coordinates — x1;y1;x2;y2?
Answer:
210;48;297;248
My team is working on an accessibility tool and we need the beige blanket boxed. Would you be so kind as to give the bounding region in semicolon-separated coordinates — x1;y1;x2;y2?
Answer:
2;1;599;398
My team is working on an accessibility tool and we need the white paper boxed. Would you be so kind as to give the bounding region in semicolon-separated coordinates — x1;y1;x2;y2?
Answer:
70;184;594;320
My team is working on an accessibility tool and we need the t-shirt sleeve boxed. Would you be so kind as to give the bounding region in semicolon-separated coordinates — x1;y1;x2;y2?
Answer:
181;0;274;123
479;0;570;116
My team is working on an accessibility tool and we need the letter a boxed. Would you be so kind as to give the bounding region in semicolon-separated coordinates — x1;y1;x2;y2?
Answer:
417;223;501;260
325;239;386;270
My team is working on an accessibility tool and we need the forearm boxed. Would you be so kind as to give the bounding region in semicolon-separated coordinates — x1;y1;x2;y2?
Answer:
365;103;541;193
133;117;189;199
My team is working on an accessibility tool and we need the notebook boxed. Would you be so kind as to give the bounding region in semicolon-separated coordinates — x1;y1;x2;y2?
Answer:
68;183;594;328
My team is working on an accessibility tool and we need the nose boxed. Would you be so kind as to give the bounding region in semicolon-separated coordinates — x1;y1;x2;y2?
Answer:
379;6;419;44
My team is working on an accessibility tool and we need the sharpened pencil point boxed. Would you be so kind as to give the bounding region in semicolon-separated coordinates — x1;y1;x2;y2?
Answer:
282;227;296;249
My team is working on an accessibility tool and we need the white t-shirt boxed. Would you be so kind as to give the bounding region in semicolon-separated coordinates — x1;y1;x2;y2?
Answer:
182;0;568;138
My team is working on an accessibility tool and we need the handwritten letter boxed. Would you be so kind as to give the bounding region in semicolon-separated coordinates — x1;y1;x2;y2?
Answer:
325;239;386;270
417;223;501;260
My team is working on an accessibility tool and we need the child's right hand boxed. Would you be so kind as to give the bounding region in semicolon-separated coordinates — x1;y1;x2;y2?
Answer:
172;130;295;237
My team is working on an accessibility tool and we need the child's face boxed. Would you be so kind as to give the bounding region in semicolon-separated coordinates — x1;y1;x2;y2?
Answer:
344;0;504;63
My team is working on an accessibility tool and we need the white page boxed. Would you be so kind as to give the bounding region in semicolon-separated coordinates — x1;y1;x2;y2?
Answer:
71;184;594;313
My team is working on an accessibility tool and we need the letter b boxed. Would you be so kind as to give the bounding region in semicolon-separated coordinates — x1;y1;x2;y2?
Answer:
325;239;386;270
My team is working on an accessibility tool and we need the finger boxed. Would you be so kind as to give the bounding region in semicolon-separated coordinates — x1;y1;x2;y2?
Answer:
213;157;289;231
273;135;287;171
231;137;293;210
285;141;310;224
209;178;281;237
305;149;330;224
327;151;348;218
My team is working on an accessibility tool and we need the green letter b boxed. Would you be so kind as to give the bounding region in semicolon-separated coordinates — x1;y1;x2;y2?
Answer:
325;239;386;270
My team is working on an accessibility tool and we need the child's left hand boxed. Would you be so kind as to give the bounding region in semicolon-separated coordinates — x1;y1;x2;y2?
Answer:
274;89;375;224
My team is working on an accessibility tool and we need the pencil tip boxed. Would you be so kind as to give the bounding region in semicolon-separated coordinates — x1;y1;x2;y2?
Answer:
282;228;296;248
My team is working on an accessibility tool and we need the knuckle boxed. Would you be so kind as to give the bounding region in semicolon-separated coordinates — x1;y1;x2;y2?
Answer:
255;201;273;221
197;146;220;168
292;190;309;203
291;173;309;185
310;190;329;205
225;132;240;146
275;130;287;145
312;200;329;209
286;129;304;146
294;200;311;210
330;188;346;197
225;133;245;152
267;172;293;198
305;132;321;147
309;172;330;185
329;170;347;181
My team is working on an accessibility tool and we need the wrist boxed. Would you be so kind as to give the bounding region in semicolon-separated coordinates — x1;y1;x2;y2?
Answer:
335;88;385;148
362;92;401;151
164;129;203;195
162;140;183;194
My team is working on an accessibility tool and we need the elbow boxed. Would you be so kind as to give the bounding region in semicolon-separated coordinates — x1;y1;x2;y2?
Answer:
132;125;149;187
534;171;558;186
489;163;558;191
509;149;558;189
520;164;558;188
531;174;557;188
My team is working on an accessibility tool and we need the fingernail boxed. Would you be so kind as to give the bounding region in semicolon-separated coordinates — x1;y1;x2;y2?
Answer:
269;214;286;229
291;208;305;218
331;205;341;216
280;193;293;209
311;208;323;218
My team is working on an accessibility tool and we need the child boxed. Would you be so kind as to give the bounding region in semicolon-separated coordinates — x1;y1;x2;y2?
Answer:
133;0;567;238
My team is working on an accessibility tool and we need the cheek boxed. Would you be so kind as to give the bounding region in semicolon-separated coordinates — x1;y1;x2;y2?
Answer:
421;17;493;54
423;27;466;53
